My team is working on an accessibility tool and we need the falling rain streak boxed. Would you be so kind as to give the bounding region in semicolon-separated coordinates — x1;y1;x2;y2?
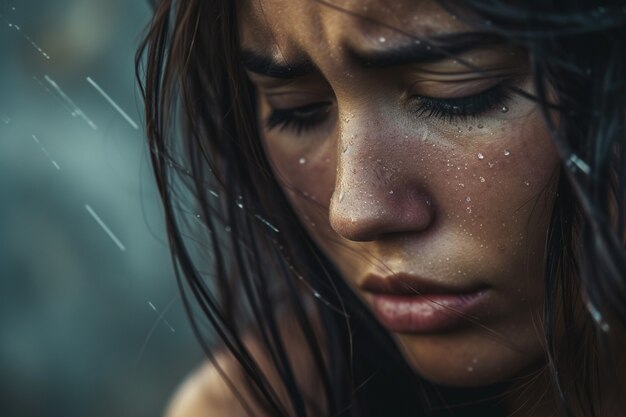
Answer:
0;12;51;60
84;204;127;251
33;76;76;115
31;134;60;170
148;301;176;333
1;114;9;124
86;77;139;130
255;214;280;233
43;75;98;130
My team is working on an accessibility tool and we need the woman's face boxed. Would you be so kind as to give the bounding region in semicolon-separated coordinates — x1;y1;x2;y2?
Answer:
239;0;560;386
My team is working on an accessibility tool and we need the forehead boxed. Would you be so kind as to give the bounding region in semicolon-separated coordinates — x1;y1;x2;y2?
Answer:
238;0;467;62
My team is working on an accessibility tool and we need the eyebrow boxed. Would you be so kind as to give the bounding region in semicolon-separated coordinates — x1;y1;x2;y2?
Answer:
241;32;505;79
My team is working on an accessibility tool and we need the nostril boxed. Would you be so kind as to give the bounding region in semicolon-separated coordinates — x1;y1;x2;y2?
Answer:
329;187;435;242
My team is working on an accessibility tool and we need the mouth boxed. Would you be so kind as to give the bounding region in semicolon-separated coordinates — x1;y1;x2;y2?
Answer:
360;273;490;333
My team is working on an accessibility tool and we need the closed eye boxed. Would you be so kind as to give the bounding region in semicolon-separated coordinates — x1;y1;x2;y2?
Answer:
266;102;333;134
412;83;511;122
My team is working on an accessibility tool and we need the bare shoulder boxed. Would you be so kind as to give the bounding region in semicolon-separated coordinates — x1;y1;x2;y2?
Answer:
164;353;250;417
164;315;323;417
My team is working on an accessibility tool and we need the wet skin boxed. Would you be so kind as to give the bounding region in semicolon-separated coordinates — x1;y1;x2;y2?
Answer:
239;0;560;388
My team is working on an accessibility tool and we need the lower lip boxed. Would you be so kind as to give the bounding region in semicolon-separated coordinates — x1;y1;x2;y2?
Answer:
368;290;489;333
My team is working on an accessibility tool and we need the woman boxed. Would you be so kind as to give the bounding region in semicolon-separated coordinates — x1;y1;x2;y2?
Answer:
137;0;626;416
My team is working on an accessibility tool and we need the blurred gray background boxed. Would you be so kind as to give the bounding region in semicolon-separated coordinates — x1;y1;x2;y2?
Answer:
0;1;203;416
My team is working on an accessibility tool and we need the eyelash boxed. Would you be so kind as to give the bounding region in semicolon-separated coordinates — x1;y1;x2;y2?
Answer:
266;102;333;135
265;83;511;134
412;83;511;122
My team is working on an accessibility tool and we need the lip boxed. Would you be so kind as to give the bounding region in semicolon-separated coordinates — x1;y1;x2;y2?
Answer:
361;273;490;333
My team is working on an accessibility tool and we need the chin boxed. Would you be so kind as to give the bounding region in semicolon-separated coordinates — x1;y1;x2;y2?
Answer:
394;331;544;387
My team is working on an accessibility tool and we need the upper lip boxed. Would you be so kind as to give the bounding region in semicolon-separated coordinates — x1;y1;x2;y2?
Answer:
360;273;486;296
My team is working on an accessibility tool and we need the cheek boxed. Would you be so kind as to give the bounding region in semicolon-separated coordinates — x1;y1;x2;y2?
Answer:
444;112;558;262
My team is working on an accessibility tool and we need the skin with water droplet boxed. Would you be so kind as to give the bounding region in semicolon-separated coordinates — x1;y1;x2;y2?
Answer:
245;0;562;391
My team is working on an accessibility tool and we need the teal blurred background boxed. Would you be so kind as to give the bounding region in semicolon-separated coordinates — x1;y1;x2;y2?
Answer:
0;1;202;416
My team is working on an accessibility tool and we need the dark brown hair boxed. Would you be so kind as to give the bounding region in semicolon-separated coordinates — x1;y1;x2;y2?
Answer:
136;1;626;415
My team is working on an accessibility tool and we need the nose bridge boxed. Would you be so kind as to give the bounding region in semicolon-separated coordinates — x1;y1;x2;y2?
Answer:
329;106;435;241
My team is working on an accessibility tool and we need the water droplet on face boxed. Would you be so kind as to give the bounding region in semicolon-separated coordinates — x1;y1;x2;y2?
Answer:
378;36;386;43
479;176;486;183
299;157;307;165
477;153;484;160
501;106;509;113
524;181;530;186
313;291;321;299
467;366;474;372
477;124;484;129
504;149;510;156
466;207;472;214
466;196;471;202
225;226;232;233
389;190;394;195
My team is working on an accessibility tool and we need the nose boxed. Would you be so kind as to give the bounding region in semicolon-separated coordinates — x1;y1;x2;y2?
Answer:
329;112;435;242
